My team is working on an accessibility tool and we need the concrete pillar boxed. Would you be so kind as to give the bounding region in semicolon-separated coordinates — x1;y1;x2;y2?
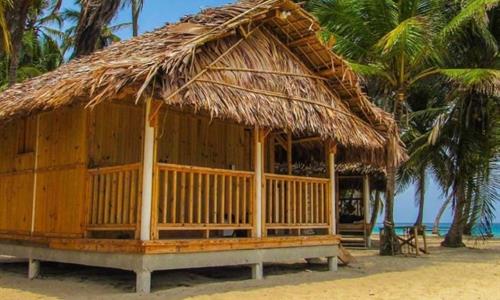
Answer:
140;99;155;241
251;262;264;280
136;270;151;294
28;259;40;279
327;256;338;272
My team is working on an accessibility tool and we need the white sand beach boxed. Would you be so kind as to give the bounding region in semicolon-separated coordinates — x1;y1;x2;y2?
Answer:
0;237;499;300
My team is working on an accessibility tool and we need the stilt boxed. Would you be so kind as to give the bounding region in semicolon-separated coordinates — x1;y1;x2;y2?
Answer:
251;262;264;280
327;256;338;272
136;270;151;294
28;259;40;279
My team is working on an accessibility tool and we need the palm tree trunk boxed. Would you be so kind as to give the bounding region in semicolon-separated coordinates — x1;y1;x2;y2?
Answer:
414;167;425;227
132;0;140;37
442;181;467;247
380;164;398;255
7;0;30;86
432;193;452;235
368;191;381;234
75;0;121;57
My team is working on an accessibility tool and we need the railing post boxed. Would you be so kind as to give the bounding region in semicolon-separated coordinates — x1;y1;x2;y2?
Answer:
363;174;371;247
140;99;157;241
328;141;337;235
254;126;264;238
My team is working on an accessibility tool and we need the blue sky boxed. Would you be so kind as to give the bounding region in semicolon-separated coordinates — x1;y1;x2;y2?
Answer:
60;0;498;224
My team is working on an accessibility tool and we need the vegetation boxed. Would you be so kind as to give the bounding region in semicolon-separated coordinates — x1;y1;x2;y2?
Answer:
310;0;499;250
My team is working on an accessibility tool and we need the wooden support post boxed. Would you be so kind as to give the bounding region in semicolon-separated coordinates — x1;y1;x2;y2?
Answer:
287;131;292;175
254;127;264;238
328;142;337;235
30;115;40;235
140;99;156;241
363;175;371;247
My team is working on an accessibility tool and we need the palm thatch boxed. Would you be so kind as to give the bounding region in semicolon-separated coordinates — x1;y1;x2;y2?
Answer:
0;0;406;167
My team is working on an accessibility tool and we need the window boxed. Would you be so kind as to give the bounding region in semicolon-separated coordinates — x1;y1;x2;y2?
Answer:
17;117;36;154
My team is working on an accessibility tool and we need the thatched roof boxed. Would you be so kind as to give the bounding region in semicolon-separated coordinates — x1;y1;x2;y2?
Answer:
0;0;406;167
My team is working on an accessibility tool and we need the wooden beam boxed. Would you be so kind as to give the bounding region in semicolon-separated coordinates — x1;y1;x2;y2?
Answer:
30;115;40;235
363;174;371;247
254;126;265;238
140;99;156;241
287;35;317;48
287;131;292;175
292;136;321;144
328;141;337;235
274;134;288;150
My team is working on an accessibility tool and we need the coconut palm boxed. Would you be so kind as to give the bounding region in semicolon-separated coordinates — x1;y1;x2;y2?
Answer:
125;0;143;37
61;3;130;59
309;0;499;253
4;0;62;86
397;82;451;229
0;0;12;54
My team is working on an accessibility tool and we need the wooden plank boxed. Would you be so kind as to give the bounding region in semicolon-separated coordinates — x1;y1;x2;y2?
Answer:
123;170;131;224
242;177;247;224
228;176;232;224
180;172;186;223
130;170;138;224
219;174;225;224
91;175;98;225
213;174;218;223
188;172;194;223
205;174;210;224
110;173;118;224
162;170;168;224
171;171;177;224
197;173;202;224
235;176;240;224
116;172;124;224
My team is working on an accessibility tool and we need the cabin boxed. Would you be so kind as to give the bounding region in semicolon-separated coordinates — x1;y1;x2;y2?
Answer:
0;0;405;293
336;164;386;248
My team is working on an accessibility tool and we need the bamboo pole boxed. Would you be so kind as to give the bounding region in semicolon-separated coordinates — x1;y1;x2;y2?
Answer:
254;126;264;238
30;115;40;234
363;174;371;247
140;99;156;241
329;141;337;234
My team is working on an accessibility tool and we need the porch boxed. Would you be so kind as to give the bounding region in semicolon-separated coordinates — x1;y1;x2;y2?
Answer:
82;102;339;243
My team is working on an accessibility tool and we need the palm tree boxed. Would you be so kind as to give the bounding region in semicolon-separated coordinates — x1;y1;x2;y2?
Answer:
397;82;451;229
126;0;143;37
73;0;122;57
61;3;130;59
309;0;499;253
0;0;12;54
5;0;62;86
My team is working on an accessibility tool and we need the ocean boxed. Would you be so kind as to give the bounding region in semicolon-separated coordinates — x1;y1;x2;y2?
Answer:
372;223;500;237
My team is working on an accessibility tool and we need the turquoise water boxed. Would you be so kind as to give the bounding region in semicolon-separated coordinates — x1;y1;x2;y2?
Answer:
372;223;500;237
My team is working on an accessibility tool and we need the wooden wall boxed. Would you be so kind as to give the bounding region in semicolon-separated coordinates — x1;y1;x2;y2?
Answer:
0;118;36;233
33;107;87;236
156;110;253;171
89;102;144;168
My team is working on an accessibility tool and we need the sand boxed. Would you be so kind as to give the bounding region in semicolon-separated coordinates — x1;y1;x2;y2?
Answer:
0;237;499;300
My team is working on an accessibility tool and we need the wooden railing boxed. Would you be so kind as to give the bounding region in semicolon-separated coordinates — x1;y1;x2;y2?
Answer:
264;173;330;231
155;163;254;233
86;163;141;231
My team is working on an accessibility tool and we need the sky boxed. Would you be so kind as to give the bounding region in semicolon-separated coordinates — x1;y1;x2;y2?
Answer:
60;0;498;224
